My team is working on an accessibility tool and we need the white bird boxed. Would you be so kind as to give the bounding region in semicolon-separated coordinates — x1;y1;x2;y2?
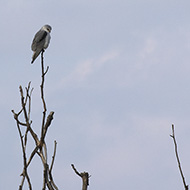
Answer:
31;24;52;64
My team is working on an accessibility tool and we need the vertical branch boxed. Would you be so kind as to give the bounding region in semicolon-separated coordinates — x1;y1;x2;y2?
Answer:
16;121;32;190
170;124;189;190
40;51;48;190
39;51;58;190
40;50;48;112
40;51;49;143
71;164;90;190
50;141;57;173
24;82;33;146
49;141;58;190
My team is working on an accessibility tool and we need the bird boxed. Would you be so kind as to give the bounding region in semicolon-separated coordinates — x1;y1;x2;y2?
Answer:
31;24;52;64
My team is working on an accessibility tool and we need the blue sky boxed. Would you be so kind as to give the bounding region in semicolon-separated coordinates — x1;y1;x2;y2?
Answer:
1;0;190;189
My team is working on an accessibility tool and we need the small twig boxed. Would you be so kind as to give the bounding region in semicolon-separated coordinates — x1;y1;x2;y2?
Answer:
71;164;81;177
43;66;49;76
25;83;33;147
25;82;34;120
49;141;58;190
11;110;27;126
19;85;39;146
170;124;189;190
50;141;57;173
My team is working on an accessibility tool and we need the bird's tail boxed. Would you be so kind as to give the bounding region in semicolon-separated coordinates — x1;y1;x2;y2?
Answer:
31;50;42;64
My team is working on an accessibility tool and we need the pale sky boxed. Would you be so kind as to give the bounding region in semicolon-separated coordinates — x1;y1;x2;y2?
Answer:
1;0;190;189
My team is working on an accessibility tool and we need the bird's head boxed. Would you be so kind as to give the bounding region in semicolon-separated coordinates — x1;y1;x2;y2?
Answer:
42;25;52;33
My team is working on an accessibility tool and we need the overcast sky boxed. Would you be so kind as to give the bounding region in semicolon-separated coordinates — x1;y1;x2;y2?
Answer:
1;0;190;189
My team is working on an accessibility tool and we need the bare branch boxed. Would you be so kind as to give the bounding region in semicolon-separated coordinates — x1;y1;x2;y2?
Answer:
25;82;34;120
71;164;81;177
50;141;57;173
15;119;32;190
25;146;39;167
11;110;27;126
47;181;54;190
170;124;189;190
19;85;39;146
71;164;90;190
40;51;48;117
13;49;58;190
49;141;59;190
40;51;48;149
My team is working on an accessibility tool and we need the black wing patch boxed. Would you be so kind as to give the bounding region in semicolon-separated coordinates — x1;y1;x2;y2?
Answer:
31;30;48;51
38;31;48;42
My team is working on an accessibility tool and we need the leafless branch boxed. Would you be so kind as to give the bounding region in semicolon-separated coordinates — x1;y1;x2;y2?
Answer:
50;141;57;173
49;141;59;190
170;124;189;190
16;121;32;190
40;51;48;132
71;164;90;190
12;51;58;190
19;85;39;146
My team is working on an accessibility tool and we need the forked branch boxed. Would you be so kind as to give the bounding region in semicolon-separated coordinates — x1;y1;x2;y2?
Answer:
71;164;90;190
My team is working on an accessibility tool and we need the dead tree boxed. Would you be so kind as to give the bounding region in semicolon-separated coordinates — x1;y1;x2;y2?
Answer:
12;52;58;190
170;124;188;190
71;164;90;190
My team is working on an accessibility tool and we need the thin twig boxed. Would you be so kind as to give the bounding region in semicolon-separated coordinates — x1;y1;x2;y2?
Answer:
170;124;189;190
19;86;39;146
11;110;27;126
49;141;59;190
71;164;81;177
50;141;57;172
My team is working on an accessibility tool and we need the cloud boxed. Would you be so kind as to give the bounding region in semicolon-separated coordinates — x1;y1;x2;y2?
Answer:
60;50;120;88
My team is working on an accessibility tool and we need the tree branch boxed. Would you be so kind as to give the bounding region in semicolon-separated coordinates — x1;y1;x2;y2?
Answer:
170;124;189;190
71;164;90;190
19;85;39;146
12;49;58;190
49;141;59;190
40;51;48;133
16;121;32;190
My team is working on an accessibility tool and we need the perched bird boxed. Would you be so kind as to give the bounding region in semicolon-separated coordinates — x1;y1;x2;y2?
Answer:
31;24;52;64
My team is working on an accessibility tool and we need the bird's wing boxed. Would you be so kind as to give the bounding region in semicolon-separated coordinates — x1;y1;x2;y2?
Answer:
31;49;42;64
31;30;48;51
